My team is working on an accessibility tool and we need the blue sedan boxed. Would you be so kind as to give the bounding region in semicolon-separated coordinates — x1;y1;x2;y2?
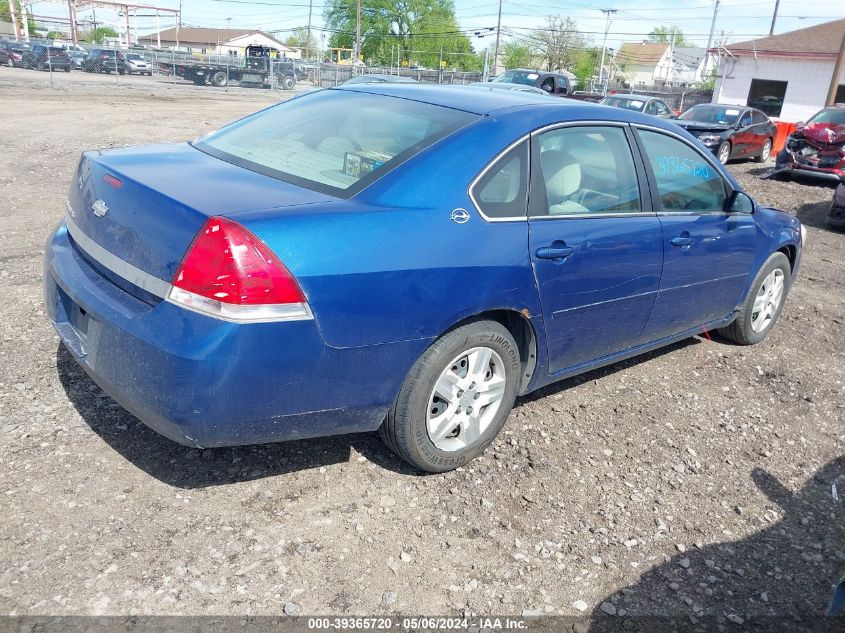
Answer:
44;85;805;472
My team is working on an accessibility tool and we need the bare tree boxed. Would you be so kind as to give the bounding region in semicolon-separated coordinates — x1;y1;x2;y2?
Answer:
532;16;586;72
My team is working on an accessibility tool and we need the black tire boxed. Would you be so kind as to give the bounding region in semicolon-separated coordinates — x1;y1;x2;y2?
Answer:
281;74;295;90
717;141;732;164
752;137;773;163
379;320;520;473
717;252;791;345
211;70;228;87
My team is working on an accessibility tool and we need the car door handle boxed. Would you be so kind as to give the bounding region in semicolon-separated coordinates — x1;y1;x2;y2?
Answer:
670;236;694;247
536;245;575;260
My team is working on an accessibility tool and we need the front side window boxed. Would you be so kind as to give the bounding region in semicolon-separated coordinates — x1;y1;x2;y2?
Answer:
534;126;641;216
637;129;727;212
653;100;671;116
195;90;478;196
471;141;528;219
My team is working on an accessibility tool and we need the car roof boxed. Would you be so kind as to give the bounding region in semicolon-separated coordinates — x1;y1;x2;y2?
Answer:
332;83;555;114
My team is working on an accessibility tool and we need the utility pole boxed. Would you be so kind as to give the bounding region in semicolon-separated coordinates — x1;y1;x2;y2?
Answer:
156;10;160;48
68;0;78;45
176;0;181;49
769;0;781;35
704;0;720;75
8;0;20;40
667;32;675;84
305;0;313;61
826;28;845;106
492;0;502;77
598;8;617;94
354;0;361;68
21;4;29;41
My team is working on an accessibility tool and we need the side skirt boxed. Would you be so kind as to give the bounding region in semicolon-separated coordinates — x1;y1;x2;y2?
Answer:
530;312;737;391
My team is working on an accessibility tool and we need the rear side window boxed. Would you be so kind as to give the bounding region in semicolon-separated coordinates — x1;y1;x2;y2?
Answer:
534;126;641;216
195;90;477;197
637;129;727;212
471;141;528;219
751;111;767;124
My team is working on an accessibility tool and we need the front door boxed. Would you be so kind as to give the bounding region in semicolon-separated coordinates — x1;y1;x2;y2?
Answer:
634;127;758;342
528;124;663;374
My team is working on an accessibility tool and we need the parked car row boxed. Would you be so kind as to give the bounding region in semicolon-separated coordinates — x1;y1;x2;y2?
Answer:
0;42;148;75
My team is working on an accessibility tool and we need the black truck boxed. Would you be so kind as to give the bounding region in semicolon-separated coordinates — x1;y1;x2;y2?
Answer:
160;45;296;89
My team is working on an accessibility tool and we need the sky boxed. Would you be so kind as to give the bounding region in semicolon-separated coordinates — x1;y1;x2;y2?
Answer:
25;0;845;52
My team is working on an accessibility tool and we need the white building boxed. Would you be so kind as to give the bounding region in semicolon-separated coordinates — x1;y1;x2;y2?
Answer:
139;27;297;58
615;42;710;87
713;18;845;122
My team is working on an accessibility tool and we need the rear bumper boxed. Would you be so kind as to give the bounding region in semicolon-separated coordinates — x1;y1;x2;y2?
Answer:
44;223;412;448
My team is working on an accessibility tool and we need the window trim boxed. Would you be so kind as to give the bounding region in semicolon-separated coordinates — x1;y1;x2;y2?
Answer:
630;123;736;216
467;135;531;223
527;121;654;221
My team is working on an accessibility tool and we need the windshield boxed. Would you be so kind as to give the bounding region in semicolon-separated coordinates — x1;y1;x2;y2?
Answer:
678;105;742;125
195;90;478;196
126;53;144;60
492;70;540;86
806;108;845;126
600;96;646;112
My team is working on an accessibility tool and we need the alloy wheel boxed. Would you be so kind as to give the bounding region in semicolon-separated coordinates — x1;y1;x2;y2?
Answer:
751;269;785;333
426;346;507;451
718;142;731;164
760;139;772;161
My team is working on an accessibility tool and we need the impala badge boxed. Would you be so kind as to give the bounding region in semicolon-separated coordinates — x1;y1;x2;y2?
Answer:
450;208;470;224
92;199;109;217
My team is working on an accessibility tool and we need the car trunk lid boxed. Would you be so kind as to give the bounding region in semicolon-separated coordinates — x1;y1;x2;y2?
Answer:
67;142;335;285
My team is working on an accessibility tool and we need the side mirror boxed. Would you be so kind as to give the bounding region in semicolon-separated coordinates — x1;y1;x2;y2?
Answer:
728;190;755;214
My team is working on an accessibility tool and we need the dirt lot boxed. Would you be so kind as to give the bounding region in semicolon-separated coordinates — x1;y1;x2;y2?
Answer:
0;67;843;625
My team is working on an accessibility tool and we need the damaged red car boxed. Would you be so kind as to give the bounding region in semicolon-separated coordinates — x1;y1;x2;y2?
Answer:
776;105;845;181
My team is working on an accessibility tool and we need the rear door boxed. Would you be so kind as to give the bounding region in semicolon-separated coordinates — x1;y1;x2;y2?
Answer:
633;126;757;342
528;123;663;374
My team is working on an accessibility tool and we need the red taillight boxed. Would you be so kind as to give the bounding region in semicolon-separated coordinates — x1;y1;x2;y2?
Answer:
103;174;122;188
167;217;309;322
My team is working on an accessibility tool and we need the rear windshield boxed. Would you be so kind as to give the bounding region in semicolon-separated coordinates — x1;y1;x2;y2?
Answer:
678;105;742;125
492;70;540;86
600;96;646;112
194;89;478;196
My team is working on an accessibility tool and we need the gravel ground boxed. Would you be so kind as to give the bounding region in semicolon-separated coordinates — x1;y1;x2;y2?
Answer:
0;68;843;624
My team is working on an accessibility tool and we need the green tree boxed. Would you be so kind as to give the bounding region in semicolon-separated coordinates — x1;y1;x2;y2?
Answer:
284;26;319;57
0;0;37;36
47;30;66;39
571;47;600;90
531;16;587;72
648;26;690;47
324;0;477;70
501;41;533;69
85;26;118;44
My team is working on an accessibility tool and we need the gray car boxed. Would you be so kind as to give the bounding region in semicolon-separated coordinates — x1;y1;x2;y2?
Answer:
600;94;675;119
125;52;151;76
